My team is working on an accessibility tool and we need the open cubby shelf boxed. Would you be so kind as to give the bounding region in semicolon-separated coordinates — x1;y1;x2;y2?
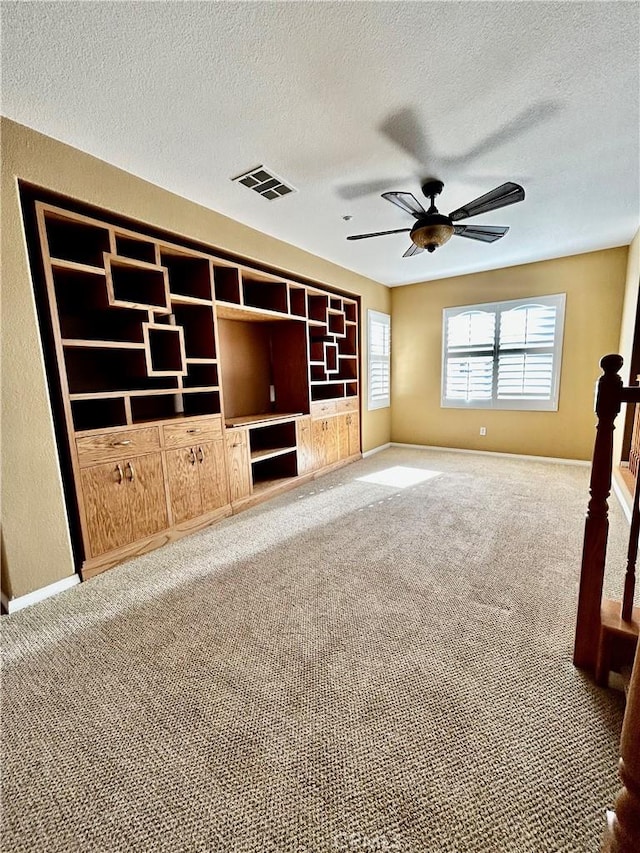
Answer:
71;398;128;432
115;236;157;265
213;266;241;304
242;276;288;314
106;257;170;313
143;324;187;376
64;348;179;394
161;251;213;301
46;217;111;267
172;303;216;359
251;450;298;485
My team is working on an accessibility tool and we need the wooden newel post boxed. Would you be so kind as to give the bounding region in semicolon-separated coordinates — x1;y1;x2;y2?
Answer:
604;648;640;852
573;354;624;670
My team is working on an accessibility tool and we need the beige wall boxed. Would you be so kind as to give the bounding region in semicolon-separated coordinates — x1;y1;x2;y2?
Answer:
391;248;629;460
0;118;390;599
613;228;640;459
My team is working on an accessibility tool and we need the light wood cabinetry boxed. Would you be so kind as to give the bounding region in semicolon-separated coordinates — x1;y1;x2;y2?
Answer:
226;430;252;502
80;452;168;557
27;198;362;578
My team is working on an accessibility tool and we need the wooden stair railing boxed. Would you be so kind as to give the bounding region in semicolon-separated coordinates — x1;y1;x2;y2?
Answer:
573;354;640;676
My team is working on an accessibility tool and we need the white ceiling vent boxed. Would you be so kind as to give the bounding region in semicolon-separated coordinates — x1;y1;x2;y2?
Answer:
232;165;296;200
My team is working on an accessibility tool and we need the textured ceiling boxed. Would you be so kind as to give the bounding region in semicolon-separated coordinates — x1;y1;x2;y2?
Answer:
2;2;639;286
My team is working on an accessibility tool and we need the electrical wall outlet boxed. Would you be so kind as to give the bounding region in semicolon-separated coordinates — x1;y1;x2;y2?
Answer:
479;427;487;436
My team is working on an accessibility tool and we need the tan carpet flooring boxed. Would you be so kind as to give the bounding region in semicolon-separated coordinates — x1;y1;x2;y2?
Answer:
0;448;632;852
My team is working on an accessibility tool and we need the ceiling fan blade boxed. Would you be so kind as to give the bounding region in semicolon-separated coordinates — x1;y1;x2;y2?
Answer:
402;243;424;258
381;192;426;218
453;224;509;243
448;183;525;222
346;228;412;241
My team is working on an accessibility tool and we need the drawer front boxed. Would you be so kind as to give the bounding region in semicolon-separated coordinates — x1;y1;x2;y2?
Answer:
76;427;161;467
336;397;359;414
310;400;337;420
162;417;223;448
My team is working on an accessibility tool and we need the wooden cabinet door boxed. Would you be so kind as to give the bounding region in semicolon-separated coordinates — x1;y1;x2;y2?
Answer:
198;440;230;513
80;460;133;557
337;414;350;460
348;412;360;455
312;418;328;470
226;430;251;501
166;446;202;524
296;417;315;475
124;453;169;540
324;417;340;465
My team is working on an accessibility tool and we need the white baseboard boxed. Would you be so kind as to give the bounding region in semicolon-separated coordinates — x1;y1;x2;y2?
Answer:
390;442;590;467
1;574;80;615
612;473;633;524
362;442;391;458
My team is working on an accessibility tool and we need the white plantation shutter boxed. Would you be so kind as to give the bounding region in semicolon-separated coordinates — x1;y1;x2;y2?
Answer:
442;294;565;410
368;310;390;410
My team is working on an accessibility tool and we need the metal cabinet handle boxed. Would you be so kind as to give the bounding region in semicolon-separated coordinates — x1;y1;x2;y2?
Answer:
197;446;204;463
187;428;201;434
189;448;197;465
125;461;135;482
111;439;132;447
115;464;124;484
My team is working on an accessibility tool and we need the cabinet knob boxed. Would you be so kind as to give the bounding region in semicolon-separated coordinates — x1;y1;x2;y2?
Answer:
189;448;197;465
197;446;204;463
111;439;132;447
187;428;201;434
125;461;136;481
115;464;124;484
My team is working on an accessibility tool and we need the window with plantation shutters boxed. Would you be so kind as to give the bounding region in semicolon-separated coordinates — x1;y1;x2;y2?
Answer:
441;294;566;410
368;310;391;410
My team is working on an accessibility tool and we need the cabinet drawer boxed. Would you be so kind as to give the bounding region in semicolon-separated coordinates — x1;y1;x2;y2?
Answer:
310;401;337;419
336;397;359;413
76;427;161;467
162;417;223;448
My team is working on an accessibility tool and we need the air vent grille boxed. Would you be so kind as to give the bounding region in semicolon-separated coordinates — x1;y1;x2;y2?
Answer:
232;165;296;200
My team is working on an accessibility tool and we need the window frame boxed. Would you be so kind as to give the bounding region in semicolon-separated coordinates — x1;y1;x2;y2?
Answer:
441;293;566;411
367;309;391;411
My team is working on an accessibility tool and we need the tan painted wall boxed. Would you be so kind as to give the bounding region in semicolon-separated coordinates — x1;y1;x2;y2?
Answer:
1;118;390;599
391;249;629;460
613;228;640;464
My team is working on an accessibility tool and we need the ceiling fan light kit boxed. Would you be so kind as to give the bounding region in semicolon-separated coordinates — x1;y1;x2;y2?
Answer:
347;179;525;258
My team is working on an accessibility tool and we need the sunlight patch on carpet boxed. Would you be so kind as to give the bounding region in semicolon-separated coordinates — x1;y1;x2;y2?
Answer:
355;466;442;488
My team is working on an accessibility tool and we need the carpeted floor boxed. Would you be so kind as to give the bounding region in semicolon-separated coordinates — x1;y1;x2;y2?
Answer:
0;448;632;853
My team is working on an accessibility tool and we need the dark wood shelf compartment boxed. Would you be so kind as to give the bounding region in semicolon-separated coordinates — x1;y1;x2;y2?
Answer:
161;251;213;301
338;324;358;356
311;383;346;402
337;356;358;381
310;365;327;382
64;348;178;394
328;311;346;337
346;382;358;397
242;277;288;314
183;363;219;388
182;390;221;418
330;297;342;311
129;390;219;423
172;304;216;360
213;266;241;304
325;343;338;373
249;421;296;456
289;286;307;318
308;293;328;323
343;301;357;323
115;236;157;265
143;323;187;376
251;450;297;485
106;257;170;312
45;215;111;267
71;398;128;432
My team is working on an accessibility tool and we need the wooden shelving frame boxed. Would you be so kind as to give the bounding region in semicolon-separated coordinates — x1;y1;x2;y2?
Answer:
29;197;361;580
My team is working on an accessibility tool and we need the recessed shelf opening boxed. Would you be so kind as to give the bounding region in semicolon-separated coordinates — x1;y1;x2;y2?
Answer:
107;259;169;312
289;287;307;318
183;363;219;388
172;304;216;359
242;277;288;314
251;450;297;485
71;398;128;431
144;324;186;376
213;266;241;304
65;349;178;394
161;252;212;301
45;216;111;267
308;294;328;323
115;237;157;265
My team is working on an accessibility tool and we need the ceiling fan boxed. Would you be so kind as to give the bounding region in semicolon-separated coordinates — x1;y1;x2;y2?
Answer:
346;180;525;257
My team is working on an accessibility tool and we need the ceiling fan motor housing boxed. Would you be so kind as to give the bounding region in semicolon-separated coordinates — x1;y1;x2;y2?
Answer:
411;214;454;252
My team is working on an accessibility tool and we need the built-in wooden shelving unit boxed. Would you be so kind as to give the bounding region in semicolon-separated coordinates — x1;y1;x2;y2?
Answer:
28;198;361;580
